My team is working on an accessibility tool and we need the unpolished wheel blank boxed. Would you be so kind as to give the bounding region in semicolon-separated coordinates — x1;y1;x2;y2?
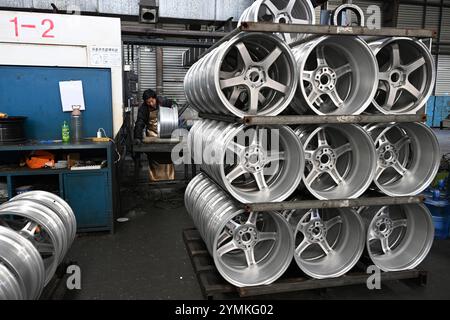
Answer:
0;263;24;300
291;36;378;115
285;208;365;279
369;37;435;114
185;173;294;287
366;122;440;196
239;0;316;44
360;204;434;272
296;124;376;200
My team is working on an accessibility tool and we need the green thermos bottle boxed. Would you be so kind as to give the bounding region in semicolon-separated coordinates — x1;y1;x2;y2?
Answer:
62;121;70;143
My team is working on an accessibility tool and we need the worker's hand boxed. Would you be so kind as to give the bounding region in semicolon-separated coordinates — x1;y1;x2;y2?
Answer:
134;138;142;145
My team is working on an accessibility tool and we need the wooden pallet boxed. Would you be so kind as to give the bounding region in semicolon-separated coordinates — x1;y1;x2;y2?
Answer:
183;228;428;300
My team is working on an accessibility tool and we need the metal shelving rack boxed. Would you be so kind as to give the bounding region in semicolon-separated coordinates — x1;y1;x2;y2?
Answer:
196;21;436;212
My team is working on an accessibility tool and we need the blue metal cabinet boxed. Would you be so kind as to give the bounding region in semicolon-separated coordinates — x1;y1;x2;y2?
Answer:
63;171;112;232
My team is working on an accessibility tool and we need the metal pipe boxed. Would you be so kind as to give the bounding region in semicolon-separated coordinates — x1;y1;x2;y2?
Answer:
156;46;163;96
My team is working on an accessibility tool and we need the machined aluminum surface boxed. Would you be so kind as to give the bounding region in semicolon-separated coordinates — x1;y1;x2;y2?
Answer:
0;262;23;300
189;119;304;203
359;204;434;272
365;122;440;197
185;173;294;287
184;32;298;117
158;106;179;138
296;124;377;200
239;0;316;44
284;207;365;279
369;37;435;114
0;226;45;300
291;36;378;115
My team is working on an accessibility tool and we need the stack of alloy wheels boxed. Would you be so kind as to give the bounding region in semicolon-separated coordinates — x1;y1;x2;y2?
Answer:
0;191;76;300
184;0;439;286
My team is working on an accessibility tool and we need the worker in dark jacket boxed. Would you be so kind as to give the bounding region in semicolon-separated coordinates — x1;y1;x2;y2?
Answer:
134;89;175;181
134;89;173;143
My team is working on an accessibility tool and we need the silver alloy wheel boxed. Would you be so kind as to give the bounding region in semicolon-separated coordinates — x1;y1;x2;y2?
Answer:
0;262;24;300
12;191;77;245
0;199;67;285
360;204;434;272
369;37;435;114
185;173;294;287
291;36;378;115
365;122;440;196
239;0;316;44
184;32;298;117
296;124;376;200
157;106;179;138
189;120;305;203
287;208;365;279
332;4;365;26
0;226;45;300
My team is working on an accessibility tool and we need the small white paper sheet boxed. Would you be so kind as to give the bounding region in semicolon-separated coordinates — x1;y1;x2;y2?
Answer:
59;80;86;112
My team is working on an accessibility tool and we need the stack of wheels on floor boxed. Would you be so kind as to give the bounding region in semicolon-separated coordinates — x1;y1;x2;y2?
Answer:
0;191;76;300
183;0;439;286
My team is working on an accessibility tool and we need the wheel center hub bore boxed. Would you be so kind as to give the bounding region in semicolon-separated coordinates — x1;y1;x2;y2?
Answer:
234;225;258;249
378;144;398;167
245;67;266;89
314;67;337;92
313;147;336;171
306;220;327;243
243;146;266;173
389;69;406;87
373;217;393;238
276;13;291;24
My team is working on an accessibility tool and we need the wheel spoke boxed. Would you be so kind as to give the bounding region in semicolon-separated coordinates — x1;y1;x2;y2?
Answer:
403;81;421;99
405;57;425;74
246;212;258;225
226;165;247;183
325;216;342;229
253;171;268;190
226;220;241;231
264;78;288;94
248;88;260;114
319;239;333;255
390;43;401;67
285;0;296;12
220;70;238;79
263;0;280;15
261;47;282;69
305;169;321;185
392;219;407;229
328;168;344;185
317;129;328;146
20;221;39;236
35;242;54;255
380;237;391;254
335;63;352;78
265;151;285;164
217;241;240;257
258;232;277;242
235;42;254;68
385;87;398;109
334;143;351;158
378;71;390;82
227;141;245;155
392;160;407;176
244;247;257;267
328;89;344;108
308;90;322;105
291;18;309;24
303;70;314;83
228;87;243;105
295;239;311;255
220;76;245;89
374;166;386;180
249;127;263;146
217;231;232;247
394;136;410;150
316;45;327;66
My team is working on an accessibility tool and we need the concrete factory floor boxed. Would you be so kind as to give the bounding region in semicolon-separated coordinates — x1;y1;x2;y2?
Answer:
63;129;450;300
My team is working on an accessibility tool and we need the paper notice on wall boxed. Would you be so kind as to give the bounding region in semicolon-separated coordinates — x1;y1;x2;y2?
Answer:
59;80;86;112
88;46;121;67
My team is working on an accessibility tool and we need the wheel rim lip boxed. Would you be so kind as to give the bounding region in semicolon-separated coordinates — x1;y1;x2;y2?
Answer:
367;122;440;196
213;32;299;117
0;226;45;300
294;36;378;115
239;0;316;44
369;37;435;114
362;204;434;272
0;200;66;285
289;208;365;279
158;106;179;138
11;191;76;244
212;210;294;287
300;124;377;200
217;124;304;203
0;262;24;300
